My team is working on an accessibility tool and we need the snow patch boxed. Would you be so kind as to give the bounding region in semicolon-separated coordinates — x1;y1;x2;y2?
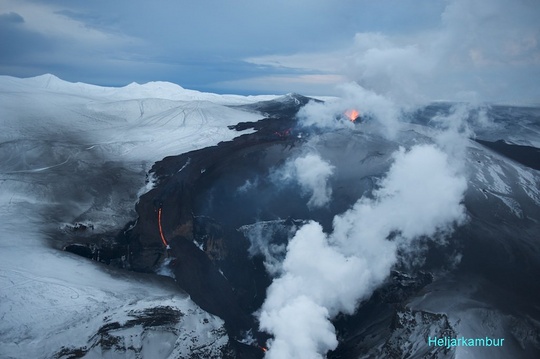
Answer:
486;164;511;195
137;172;158;198
156;258;176;279
514;165;540;206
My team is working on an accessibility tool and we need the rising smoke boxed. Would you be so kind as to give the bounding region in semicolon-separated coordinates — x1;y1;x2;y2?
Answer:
259;144;468;358
297;82;403;138
272;153;335;209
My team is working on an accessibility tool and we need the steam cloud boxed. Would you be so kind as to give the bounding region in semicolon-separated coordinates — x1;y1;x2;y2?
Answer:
259;144;468;358
297;82;404;139
273;153;335;209
240;220;290;276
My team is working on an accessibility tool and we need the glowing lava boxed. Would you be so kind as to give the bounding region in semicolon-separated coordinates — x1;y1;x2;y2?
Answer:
345;109;360;122
157;207;169;248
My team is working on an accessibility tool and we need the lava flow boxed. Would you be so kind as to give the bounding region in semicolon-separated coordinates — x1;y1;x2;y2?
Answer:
157;207;170;248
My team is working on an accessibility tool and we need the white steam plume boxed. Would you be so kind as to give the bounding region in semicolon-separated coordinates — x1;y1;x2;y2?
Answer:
259;144;468;358
344;32;435;105
297;82;403;139
273;153;335;209
240;220;288;276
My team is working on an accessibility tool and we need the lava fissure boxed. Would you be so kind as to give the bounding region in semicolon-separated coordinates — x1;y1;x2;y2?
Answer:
157;207;170;248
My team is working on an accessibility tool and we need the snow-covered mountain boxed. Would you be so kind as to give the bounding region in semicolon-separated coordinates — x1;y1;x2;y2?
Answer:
0;75;273;359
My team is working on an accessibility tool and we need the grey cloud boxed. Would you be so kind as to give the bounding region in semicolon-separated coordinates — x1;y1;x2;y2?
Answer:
346;0;540;103
242;0;540;101
0;15;50;68
0;12;24;24
0;0;445;92
2;0;538;98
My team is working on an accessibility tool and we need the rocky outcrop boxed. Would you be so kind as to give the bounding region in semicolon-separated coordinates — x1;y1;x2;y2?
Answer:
53;304;241;359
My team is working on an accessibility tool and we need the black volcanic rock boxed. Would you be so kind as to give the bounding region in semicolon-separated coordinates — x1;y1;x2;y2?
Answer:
234;93;320;119
383;307;455;358
376;271;433;304
330;305;455;359
52;306;253;359
329;270;440;359
474;139;540;170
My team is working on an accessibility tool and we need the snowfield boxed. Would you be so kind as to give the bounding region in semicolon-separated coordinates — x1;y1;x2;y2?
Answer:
0;74;271;358
0;74;273;163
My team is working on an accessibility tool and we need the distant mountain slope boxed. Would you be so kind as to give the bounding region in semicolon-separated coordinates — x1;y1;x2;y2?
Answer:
0;73;277;104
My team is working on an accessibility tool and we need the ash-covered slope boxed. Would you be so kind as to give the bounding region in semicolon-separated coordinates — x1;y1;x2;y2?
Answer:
118;100;540;358
474;139;540;170
234;92;320;118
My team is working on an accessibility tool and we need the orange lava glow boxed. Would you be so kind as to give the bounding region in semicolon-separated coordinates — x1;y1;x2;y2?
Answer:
345;109;360;122
157;208;169;247
259;346;268;352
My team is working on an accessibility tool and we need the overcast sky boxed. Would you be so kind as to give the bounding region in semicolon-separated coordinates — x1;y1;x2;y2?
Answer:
0;0;538;101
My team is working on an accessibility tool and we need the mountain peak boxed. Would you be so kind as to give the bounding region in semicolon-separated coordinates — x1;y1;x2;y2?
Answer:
28;73;64;88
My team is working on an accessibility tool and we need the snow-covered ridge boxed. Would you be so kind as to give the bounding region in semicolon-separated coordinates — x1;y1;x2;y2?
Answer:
0;74;272;163
0;73;277;105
